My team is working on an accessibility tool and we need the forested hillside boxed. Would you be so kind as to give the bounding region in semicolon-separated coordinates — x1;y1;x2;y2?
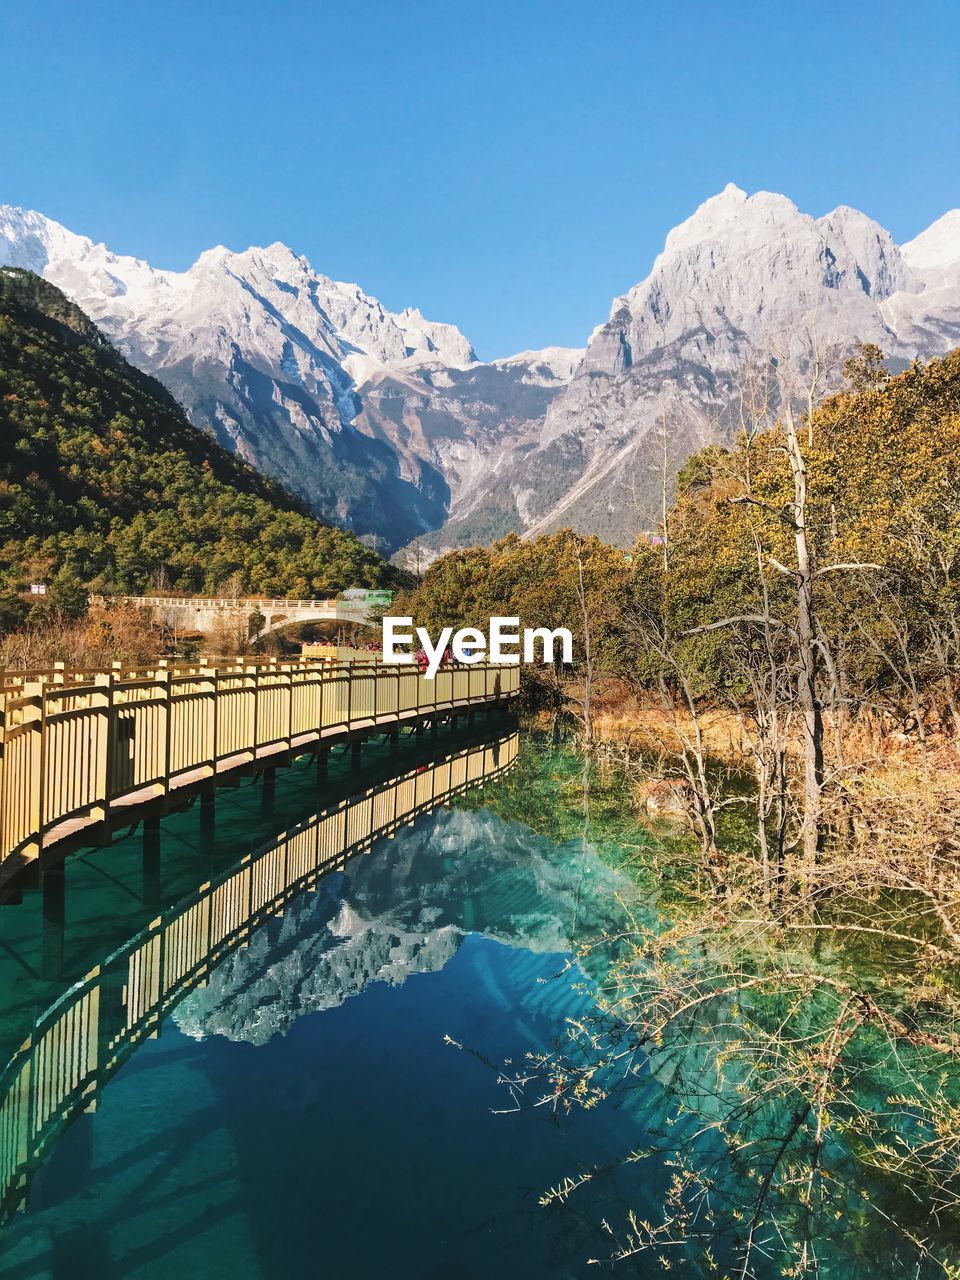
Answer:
0;268;396;618
404;346;960;766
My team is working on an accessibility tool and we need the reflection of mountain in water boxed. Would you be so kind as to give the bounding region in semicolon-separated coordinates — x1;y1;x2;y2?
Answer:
176;807;641;1046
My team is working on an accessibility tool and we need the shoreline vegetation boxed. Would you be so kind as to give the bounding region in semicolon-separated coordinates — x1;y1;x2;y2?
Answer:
465;726;960;1278
398;346;960;1277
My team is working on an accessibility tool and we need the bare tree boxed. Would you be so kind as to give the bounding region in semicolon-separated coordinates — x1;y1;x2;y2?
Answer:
574;543;595;746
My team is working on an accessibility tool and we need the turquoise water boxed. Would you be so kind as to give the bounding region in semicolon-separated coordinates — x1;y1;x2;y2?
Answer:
0;727;671;1279
2;728;949;1278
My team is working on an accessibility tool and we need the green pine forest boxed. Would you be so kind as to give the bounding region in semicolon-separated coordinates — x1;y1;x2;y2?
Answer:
0;267;398;625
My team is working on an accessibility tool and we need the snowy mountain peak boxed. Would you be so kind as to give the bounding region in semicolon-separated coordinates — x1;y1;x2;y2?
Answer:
0;204;481;380
583;184;934;379
0;204;94;275
394;306;477;367
194;244;231;265
536;185;960;542
815;205;909;300
493;346;585;380
662;182;745;251
661;184;805;257
901;209;960;278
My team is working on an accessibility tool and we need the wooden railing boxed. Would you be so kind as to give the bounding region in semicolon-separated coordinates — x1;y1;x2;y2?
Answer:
0;730;519;1222
0;658;519;876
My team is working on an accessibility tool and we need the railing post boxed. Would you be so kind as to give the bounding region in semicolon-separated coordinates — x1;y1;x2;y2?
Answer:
156;666;171;798
286;663;293;748
202;659;217;774
251;663;259;757
21;683;44;863
37;686;47;855
92;672;114;827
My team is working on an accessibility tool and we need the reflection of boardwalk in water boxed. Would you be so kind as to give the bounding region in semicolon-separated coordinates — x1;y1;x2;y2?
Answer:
0;732;519;1223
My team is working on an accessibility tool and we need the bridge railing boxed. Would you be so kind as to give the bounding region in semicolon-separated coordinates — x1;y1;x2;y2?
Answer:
0;730;520;1221
103;595;346;610
0;659;519;875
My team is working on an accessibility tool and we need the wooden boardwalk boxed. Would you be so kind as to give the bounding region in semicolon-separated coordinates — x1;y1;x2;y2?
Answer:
0;656;519;888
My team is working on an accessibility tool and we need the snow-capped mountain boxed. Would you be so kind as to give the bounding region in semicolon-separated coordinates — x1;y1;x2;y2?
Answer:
0;204;578;551
2;187;958;554
434;184;960;548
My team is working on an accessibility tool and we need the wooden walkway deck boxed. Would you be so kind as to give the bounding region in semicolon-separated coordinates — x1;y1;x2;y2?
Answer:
0;657;520;889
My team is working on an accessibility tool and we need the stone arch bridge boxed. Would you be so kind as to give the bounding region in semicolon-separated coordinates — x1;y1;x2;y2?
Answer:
101;595;376;637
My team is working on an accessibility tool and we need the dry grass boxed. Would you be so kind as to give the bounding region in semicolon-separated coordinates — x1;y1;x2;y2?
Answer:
0;603;168;671
585;676;752;760
574;675;960;862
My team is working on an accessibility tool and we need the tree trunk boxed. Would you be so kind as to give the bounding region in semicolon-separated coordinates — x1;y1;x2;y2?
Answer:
784;407;825;875
575;551;594;746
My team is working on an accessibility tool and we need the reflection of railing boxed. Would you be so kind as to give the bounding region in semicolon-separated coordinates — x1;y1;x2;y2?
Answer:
0;731;519;1223
0;658;519;876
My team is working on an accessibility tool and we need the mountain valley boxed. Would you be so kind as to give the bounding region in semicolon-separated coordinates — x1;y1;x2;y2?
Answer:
3;187;958;557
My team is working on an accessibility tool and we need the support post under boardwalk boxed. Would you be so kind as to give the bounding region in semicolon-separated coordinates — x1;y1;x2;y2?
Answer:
261;767;276;815
142;816;161;907
41;865;66;982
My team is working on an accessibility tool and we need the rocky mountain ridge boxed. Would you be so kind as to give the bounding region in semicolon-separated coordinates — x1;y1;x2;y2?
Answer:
0;204;580;551
3;187;958;554
445;185;960;548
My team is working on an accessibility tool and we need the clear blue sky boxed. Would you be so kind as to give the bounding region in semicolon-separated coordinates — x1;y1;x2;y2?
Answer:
2;0;958;358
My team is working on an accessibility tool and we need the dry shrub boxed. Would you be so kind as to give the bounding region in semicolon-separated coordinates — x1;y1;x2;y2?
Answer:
0;603;166;670
202;610;251;659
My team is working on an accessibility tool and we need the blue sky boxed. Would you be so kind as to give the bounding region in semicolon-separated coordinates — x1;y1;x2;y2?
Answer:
2;0;958;358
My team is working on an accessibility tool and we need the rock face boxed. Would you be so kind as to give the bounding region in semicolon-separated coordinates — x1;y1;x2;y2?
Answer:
436;185;960;549
3;188;958;553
